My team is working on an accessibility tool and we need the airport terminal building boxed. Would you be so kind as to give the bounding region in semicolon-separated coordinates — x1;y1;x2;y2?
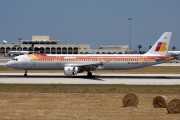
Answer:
0;35;130;55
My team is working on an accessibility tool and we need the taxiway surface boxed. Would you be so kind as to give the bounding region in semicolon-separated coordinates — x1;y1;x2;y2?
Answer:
0;73;180;85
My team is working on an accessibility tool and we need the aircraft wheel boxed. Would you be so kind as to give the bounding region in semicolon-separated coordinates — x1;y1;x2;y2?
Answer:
24;73;27;77
87;72;92;77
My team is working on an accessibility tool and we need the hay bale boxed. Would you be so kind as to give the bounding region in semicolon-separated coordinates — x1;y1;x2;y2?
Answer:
122;93;139;107
167;99;180;114
153;95;169;108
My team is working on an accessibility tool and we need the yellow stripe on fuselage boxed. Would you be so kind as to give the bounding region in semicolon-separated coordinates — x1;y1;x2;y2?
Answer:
27;54;39;59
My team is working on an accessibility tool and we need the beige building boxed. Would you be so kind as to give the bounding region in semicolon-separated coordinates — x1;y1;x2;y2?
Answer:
32;35;51;41
0;35;129;55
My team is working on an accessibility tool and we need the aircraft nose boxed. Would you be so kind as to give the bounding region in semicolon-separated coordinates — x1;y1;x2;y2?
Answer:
6;61;12;68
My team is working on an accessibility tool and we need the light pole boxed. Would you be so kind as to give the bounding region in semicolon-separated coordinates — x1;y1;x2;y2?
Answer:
18;38;22;51
128;18;132;51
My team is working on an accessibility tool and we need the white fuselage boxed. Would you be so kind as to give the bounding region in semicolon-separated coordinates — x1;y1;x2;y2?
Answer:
6;54;173;71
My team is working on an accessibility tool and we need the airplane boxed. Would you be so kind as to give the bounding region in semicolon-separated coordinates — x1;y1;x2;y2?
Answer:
6;43;38;57
6;32;174;77
167;51;180;59
7;51;32;57
168;51;180;55
167;51;180;63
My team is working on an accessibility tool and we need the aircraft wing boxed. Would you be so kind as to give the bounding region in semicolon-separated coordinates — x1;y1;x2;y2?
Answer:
68;61;109;70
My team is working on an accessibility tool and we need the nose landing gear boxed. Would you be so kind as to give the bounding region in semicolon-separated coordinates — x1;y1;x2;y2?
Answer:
24;70;28;77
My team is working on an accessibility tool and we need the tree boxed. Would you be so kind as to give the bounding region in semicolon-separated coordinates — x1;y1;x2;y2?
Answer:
172;46;176;51
149;45;152;50
137;45;142;53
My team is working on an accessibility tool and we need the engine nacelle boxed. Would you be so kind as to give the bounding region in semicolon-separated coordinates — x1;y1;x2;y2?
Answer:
64;66;79;76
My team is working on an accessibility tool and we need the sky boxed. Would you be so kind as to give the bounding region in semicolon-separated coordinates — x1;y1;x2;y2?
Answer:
0;0;180;52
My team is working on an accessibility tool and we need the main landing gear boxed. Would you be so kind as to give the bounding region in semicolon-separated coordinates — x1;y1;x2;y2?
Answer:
24;70;28;77
87;71;92;77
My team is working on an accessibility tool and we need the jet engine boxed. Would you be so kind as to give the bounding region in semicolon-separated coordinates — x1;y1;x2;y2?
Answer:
64;66;79;75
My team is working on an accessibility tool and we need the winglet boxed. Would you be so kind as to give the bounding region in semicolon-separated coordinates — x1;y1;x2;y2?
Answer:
145;32;172;55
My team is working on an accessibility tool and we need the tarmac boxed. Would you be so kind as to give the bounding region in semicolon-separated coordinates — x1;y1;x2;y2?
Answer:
0;73;180;85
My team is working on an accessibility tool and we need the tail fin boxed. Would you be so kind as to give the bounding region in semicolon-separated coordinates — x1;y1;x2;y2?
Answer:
29;43;34;51
145;32;172;55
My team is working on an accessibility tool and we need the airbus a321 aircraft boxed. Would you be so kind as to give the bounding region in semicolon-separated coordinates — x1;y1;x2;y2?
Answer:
6;32;174;77
7;43;36;57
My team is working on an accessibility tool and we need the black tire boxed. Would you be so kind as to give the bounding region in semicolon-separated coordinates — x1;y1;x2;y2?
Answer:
24;74;27;77
87;72;92;77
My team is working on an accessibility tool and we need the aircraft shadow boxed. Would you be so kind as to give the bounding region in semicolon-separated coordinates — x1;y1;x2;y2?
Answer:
0;75;104;81
0;75;180;80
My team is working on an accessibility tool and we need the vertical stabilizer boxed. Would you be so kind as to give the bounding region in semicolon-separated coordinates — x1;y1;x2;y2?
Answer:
29;43;34;51
145;32;172;55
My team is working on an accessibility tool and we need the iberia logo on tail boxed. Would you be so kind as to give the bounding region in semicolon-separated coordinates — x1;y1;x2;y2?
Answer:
155;42;167;51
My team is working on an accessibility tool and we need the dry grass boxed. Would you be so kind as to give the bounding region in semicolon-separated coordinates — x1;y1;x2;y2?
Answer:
0;85;180;119
1;93;180;120
0;84;180;94
1;65;180;119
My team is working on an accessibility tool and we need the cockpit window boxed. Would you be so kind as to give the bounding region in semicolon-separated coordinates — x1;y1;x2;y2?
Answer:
12;58;18;61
